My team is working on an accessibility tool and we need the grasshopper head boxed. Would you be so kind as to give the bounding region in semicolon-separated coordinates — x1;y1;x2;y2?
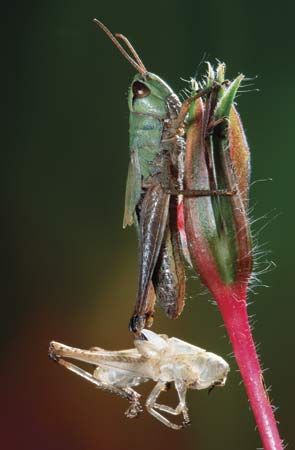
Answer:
93;20;174;117
129;72;173;117
189;352;230;390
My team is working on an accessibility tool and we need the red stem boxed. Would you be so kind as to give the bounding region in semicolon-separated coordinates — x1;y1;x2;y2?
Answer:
216;286;283;450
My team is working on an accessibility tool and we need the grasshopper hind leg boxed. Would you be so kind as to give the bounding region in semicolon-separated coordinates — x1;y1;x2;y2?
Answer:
152;195;186;320
129;184;170;334
50;355;143;418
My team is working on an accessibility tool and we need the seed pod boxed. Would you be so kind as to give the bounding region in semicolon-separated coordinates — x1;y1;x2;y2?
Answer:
184;68;252;292
183;64;282;450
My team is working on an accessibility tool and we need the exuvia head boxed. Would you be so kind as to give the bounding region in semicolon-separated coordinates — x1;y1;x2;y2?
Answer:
188;352;230;390
93;20;175;115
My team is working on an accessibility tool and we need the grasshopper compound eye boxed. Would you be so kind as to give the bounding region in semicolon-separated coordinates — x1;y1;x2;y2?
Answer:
132;81;150;98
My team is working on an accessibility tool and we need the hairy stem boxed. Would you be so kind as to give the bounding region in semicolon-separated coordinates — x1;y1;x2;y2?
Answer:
216;286;283;450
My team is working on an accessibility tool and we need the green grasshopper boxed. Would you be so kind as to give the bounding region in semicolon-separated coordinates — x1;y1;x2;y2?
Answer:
94;21;234;335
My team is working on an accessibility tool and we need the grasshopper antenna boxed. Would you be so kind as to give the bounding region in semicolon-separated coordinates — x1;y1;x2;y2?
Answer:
114;33;147;74
93;19;147;75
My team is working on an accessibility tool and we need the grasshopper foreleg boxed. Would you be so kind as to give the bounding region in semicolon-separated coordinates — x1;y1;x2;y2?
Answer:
174;84;219;131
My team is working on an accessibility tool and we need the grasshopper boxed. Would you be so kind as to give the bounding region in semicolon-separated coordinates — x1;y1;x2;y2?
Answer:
94;21;234;334
49;329;229;430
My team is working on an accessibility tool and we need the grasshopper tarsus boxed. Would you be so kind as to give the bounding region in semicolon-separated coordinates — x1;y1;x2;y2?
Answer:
129;314;151;335
48;343;59;362
207;116;227;131
125;401;143;419
182;419;192;428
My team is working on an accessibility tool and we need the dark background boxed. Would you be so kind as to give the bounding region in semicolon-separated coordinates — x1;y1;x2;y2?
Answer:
2;1;294;449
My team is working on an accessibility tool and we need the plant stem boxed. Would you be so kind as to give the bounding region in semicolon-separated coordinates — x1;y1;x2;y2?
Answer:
216;285;283;450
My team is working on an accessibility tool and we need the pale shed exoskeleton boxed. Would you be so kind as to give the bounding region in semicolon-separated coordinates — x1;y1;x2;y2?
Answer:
49;329;229;430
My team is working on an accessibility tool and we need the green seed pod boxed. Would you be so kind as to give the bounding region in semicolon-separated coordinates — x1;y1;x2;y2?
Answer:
184;64;252;291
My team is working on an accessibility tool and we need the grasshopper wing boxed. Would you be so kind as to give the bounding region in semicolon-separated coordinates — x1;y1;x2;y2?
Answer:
130;183;170;332
123;149;142;228
167;337;206;355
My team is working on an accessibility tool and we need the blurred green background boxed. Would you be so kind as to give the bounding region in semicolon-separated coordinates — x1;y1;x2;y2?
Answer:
2;1;294;449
